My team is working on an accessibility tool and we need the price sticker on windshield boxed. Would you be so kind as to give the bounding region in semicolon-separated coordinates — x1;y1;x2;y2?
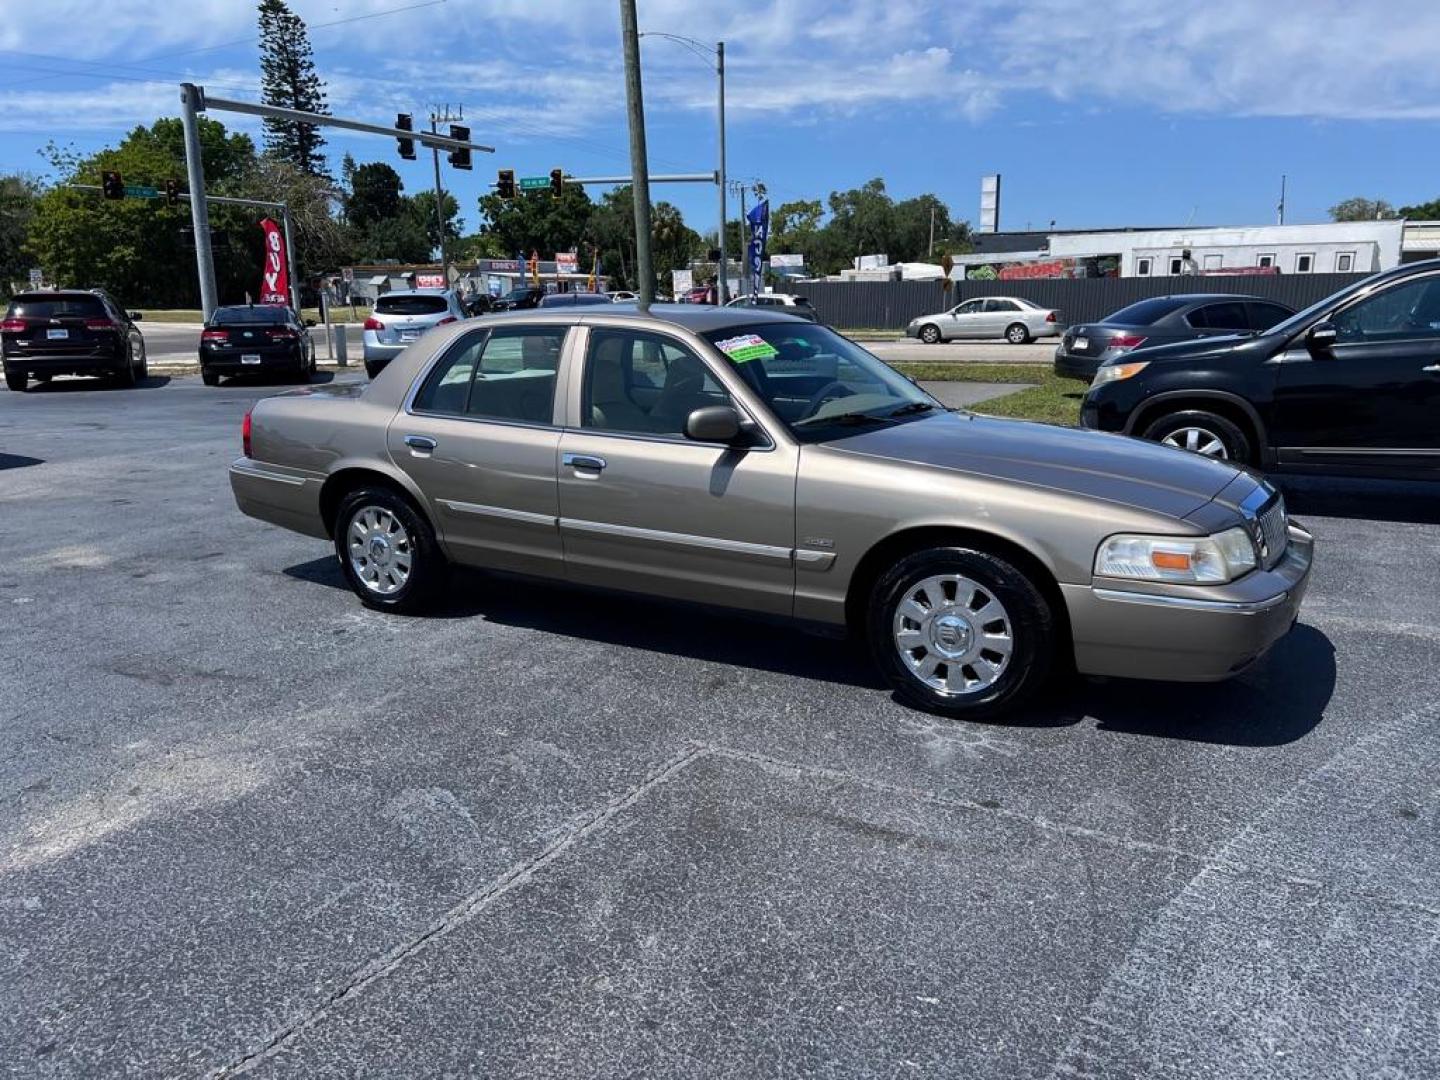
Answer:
713;333;779;364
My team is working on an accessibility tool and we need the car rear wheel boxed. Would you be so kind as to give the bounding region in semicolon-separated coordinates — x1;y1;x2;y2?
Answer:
334;486;445;614
113;347;138;389
201;368;220;387
1005;322;1031;344
1143;410;1250;463
919;324;942;344
868;546;1055;719
5;371;26;392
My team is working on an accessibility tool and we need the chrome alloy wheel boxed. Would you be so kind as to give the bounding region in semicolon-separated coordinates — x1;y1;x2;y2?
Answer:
347;505;413;595
892;573;1014;696
1160;426;1228;458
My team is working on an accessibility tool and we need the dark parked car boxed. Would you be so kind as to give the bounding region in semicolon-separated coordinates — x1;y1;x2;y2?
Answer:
199;304;316;386
725;293;820;322
2;290;147;391
1055;294;1295;381
491;286;545;312
1082;259;1440;477
537;291;611;308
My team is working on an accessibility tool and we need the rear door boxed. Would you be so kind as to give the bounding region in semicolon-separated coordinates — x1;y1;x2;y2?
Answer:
984;297;1021;336
556;325;799;615
389;324;568;577
1272;271;1440;467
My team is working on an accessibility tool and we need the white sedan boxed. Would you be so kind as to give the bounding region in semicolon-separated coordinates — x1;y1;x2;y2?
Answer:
907;296;1064;344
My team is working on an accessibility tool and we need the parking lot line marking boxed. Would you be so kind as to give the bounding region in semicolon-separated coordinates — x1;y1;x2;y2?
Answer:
211;741;712;1078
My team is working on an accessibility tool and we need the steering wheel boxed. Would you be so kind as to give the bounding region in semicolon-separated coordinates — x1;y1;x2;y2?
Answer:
801;380;854;420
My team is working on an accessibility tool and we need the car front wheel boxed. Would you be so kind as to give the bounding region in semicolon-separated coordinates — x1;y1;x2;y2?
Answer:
1143;410;1250;463
334;486;445;614
868;546;1055;719
919;324;942;344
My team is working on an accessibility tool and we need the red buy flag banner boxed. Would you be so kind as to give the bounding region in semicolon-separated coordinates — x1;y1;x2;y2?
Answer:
259;218;289;305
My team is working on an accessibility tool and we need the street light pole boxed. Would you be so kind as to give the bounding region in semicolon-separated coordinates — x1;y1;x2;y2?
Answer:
619;0;654;309
179;83;218;319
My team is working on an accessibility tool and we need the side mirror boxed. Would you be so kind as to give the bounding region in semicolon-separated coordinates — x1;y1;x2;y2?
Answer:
303;318;317;327
128;311;142;321
1308;321;1338;349
684;404;742;444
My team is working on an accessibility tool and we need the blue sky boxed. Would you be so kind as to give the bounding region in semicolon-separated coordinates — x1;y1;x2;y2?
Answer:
1;0;1437;241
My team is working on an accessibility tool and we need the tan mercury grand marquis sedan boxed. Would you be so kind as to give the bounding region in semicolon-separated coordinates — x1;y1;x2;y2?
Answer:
230;305;1313;718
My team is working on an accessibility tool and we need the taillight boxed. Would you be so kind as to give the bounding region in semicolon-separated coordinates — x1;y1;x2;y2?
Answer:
1045;311;1058;323
85;318;117;331
270;328;298;340
363;316;383;330
436;316;457;326
201;329;228;342
1108;333;1148;350
0;318;26;333
241;410;253;458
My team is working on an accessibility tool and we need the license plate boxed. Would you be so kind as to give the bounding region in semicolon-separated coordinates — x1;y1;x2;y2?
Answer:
46;328;68;340
1073;337;1088;351
241;354;262;364
400;331;420;342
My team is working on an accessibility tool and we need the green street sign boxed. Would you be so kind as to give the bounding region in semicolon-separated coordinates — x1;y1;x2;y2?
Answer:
125;185;159;198
518;176;550;191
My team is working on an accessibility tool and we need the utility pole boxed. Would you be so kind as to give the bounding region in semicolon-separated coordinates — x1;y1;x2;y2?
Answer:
716;41;728;304
430;104;461;280
619;0;653;309
1277;174;1287;226
735;181;748;296
179;83;218;319
928;204;936;257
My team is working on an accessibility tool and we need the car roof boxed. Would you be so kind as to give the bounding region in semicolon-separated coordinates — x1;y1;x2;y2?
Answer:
380;288;452;298
461;303;808;333
12;290;107;301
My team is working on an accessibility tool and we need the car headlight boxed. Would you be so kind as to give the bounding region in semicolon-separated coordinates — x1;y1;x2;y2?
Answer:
1092;361;1149;386
1095;526;1257;584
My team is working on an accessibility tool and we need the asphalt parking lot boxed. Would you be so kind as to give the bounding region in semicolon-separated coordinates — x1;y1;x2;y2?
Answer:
2;374;1438;1078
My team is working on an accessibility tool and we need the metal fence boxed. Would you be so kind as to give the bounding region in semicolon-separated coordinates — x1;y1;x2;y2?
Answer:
781;273;1367;329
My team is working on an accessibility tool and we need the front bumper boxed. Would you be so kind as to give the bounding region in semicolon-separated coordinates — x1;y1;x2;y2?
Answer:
1063;523;1314;681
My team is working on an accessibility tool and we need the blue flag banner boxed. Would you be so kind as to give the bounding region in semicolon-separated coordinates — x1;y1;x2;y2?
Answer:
746;199;769;295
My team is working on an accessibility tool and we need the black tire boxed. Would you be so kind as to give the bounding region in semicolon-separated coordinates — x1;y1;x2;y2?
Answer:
919;324;942;345
201;369;220;387
112;347;137;388
1142;409;1251;463
868;546;1055;719
5;370;26;392
1005;322;1031;345
135;344;148;382
333;486;445;614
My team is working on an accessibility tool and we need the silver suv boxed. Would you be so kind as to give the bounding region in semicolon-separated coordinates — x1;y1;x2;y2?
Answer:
362;290;466;378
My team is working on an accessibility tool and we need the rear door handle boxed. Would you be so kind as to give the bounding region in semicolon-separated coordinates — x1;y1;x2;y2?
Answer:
1423;364;1440;374
404;434;437;454
562;452;606;472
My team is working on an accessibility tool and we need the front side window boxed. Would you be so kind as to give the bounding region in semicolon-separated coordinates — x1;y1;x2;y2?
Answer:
413;326;564;423
701;323;940;443
583;329;732;436
954;300;983;315
1332;276;1440;344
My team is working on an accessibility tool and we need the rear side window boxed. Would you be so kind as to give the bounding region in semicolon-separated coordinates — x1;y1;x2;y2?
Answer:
8;295;107;320
1187;302;1249;331
984;298;1020;312
1103;298;1188;326
413;326;565;423
376;294;449;316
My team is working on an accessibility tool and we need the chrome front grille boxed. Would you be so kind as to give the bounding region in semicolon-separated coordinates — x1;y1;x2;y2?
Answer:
1256;496;1289;568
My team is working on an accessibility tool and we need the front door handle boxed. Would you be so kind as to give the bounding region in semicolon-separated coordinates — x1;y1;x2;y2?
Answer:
1423;364;1440;374
562;452;607;472
404;434;437;454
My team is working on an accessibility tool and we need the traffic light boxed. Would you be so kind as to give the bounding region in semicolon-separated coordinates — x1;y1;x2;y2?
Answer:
549;168;564;199
101;170;125;201
448;124;471;170
165;178;181;206
396;113;416;160
496;169;515;199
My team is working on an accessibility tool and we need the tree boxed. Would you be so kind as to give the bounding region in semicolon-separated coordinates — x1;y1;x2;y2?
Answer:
1399;198;1440;219
409;190;463;254
1328;197;1398;222
345;162;403;229
258;0;330;176
477;184;593;261
825;178;896;269
1;175;39;296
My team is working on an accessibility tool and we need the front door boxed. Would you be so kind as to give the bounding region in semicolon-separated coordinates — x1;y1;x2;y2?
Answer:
949;299;985;339
556;325;799;615
388;324;568;577
1272;271;1440;468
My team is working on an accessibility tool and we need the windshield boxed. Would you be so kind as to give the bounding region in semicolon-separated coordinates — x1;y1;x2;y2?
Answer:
1262;268;1391;339
700;322;941;443
211;305;288;324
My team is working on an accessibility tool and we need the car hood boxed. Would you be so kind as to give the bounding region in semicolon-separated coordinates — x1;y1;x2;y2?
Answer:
827;411;1242;519
1115;331;1260;365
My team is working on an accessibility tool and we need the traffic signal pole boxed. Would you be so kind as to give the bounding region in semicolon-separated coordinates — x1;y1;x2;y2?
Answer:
430;115;448;281
619;0;654;309
180;83;218;319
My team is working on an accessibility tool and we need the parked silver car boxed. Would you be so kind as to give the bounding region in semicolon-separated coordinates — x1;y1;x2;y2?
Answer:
362;290;466;378
907;296;1064;344
231;305;1311;720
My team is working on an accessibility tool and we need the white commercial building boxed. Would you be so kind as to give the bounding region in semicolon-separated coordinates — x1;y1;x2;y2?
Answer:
1046;221;1405;278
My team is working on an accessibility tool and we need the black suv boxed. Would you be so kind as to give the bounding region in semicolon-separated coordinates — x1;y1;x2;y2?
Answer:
1082;259;1440;478
2;290;147;391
